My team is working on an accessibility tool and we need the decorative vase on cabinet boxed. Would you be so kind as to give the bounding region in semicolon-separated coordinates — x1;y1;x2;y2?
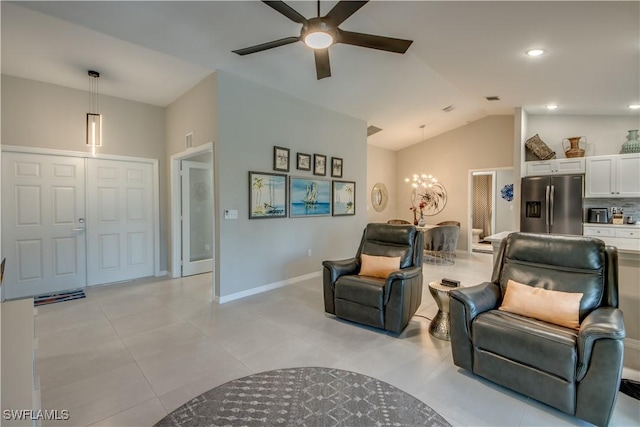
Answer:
621;130;640;154
563;136;586;158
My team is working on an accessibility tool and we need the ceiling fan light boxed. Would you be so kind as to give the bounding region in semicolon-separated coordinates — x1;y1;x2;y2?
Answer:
304;31;333;49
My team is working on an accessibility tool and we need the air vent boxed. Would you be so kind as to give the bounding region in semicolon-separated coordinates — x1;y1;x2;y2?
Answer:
185;132;194;149
485;96;500;101
442;105;455;113
367;125;383;137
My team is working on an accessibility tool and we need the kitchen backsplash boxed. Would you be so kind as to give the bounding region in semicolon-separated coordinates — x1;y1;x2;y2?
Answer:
584;198;640;223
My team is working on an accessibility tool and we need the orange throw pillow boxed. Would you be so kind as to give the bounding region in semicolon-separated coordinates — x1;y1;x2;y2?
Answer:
499;279;583;329
359;254;401;279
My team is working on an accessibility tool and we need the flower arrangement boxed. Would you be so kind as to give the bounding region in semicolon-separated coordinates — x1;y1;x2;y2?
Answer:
409;199;427;225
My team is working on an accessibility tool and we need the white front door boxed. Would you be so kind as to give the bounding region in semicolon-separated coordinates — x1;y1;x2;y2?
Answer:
86;159;154;286
1;153;86;299
181;160;213;276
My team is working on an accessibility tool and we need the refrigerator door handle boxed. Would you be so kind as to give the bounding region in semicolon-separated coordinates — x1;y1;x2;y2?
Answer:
549;185;555;226
545;185;550;229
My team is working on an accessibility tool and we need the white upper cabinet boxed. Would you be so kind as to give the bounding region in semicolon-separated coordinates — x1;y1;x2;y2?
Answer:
617;154;640;197
585;154;640;198
525;158;585;176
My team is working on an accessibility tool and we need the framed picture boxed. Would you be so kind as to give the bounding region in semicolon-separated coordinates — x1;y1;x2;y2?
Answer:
273;146;290;172
297;153;311;171
331;157;343;178
332;180;356;216
313;154;326;176
249;171;287;219
289;176;331;217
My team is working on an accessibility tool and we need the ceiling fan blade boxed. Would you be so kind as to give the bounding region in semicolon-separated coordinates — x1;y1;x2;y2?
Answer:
262;1;308;24
337;29;413;54
325;1;368;26
232;36;300;55
314;48;331;80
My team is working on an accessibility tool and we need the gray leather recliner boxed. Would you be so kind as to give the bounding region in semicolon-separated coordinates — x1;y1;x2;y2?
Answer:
322;223;424;333
450;232;625;427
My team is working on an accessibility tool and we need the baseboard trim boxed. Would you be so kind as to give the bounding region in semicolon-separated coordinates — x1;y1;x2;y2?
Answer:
625;338;640;352
216;271;322;304
156;270;168;277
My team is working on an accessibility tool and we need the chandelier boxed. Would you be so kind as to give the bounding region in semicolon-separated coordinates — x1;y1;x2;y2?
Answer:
405;173;438;190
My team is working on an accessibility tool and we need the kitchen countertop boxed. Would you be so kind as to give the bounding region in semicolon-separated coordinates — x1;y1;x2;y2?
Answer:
583;223;640;228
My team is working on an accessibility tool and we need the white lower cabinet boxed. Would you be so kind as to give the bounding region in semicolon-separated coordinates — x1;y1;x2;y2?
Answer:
584;225;640;252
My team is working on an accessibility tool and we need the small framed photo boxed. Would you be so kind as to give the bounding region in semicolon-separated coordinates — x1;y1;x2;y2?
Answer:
332;180;356;216
297;153;311;171
331;157;343;178
273;146;290;172
314;154;326;176
249;171;288;219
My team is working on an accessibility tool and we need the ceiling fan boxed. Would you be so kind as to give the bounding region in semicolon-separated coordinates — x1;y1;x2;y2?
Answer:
232;0;413;80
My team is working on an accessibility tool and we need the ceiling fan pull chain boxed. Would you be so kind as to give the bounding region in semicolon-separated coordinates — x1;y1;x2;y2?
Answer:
317;0;321;18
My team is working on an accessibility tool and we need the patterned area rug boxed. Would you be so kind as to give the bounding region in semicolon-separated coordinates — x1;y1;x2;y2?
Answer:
155;367;451;427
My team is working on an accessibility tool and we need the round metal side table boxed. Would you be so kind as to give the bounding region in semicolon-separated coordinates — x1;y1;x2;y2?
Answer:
428;281;459;340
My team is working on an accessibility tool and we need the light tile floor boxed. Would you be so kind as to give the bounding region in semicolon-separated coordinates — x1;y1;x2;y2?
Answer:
34;252;640;426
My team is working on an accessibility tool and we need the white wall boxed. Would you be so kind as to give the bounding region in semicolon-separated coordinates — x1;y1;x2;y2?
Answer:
165;73;218;281
367;145;397;223
216;71;368;297
397;115;514;250
495;169;516;233
1;75;169;269
526;114;640;159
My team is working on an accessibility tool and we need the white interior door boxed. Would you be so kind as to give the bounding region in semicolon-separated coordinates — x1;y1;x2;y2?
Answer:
1;153;86;299
86;159;154;286
181;160;213;276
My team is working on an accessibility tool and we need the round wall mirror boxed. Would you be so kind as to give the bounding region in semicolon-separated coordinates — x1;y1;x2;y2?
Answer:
371;183;388;212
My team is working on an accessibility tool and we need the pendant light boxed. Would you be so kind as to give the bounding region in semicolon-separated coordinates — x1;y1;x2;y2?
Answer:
86;70;102;155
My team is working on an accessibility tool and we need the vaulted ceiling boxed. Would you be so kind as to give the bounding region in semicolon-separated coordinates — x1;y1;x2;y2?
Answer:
3;1;639;150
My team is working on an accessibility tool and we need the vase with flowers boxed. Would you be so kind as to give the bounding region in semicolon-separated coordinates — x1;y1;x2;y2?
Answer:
410;199;427;226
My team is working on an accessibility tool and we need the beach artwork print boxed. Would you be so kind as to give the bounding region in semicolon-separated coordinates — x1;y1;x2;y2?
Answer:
332;180;356;216
249;171;287;219
290;177;331;217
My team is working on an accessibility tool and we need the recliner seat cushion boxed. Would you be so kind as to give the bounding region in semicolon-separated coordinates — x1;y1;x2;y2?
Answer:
473;310;578;382
335;275;385;308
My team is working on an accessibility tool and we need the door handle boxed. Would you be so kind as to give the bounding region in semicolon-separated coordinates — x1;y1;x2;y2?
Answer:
549;185;555;226
545;185;550;227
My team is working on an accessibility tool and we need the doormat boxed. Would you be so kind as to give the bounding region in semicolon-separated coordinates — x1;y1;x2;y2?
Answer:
34;289;86;306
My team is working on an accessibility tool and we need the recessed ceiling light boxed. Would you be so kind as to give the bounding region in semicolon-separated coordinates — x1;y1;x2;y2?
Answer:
526;48;546;57
546;104;559;110
628;104;640;110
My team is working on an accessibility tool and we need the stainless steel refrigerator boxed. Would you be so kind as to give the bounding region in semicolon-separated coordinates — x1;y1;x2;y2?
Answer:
520;175;583;235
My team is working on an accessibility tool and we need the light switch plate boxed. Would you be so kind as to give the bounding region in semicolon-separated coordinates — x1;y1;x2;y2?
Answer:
224;209;238;220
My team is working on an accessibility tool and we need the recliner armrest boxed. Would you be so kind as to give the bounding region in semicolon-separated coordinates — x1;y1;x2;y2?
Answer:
322;258;359;285
387;266;422;282
383;266;423;305
576;307;626;381
450;282;501;322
